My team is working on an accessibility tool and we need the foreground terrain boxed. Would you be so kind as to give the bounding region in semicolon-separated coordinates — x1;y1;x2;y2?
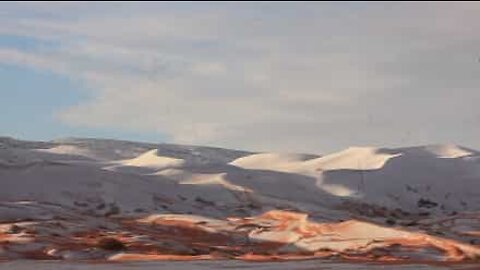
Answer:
0;137;479;264
2;260;480;270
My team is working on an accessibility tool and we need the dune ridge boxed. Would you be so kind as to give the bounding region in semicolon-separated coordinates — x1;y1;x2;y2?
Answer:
0;138;479;263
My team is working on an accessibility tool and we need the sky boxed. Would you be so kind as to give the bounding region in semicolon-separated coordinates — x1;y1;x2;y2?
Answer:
0;2;479;153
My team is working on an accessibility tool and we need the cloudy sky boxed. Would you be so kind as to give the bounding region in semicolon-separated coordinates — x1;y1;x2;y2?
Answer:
1;2;479;153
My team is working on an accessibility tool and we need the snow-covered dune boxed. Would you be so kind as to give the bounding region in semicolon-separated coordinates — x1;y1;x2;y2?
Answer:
230;144;480;213
230;152;319;172
0;137;479;263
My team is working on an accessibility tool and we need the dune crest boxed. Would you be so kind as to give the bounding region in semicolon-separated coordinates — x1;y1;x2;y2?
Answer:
0;138;479;263
120;149;186;169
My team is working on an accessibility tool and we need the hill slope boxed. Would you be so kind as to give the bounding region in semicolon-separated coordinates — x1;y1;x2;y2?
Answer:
0;138;479;262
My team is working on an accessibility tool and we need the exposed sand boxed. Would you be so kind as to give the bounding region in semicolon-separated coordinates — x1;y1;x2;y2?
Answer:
0;137;479;264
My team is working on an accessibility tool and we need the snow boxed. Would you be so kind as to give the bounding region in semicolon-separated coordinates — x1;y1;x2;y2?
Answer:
230;153;319;172
1;138;479;217
0;137;479;263
119;149;186;170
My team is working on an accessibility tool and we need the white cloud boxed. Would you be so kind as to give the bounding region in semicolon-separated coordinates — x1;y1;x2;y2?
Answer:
1;2;480;153
191;62;227;77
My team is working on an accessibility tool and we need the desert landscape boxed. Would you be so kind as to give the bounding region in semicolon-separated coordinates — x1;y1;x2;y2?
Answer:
2;1;480;270
0;137;479;269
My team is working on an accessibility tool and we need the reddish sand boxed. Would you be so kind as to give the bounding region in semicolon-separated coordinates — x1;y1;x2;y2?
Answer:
1;210;479;263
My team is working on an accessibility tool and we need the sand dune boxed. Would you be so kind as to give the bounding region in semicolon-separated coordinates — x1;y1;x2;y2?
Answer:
0;137;479;263
230;153;318;172
119;149;186;170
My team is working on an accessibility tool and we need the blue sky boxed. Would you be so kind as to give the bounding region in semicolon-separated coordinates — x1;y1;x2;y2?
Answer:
0;62;166;143
0;63;82;139
1;2;479;153
0;32;83;140
0;33;167;143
